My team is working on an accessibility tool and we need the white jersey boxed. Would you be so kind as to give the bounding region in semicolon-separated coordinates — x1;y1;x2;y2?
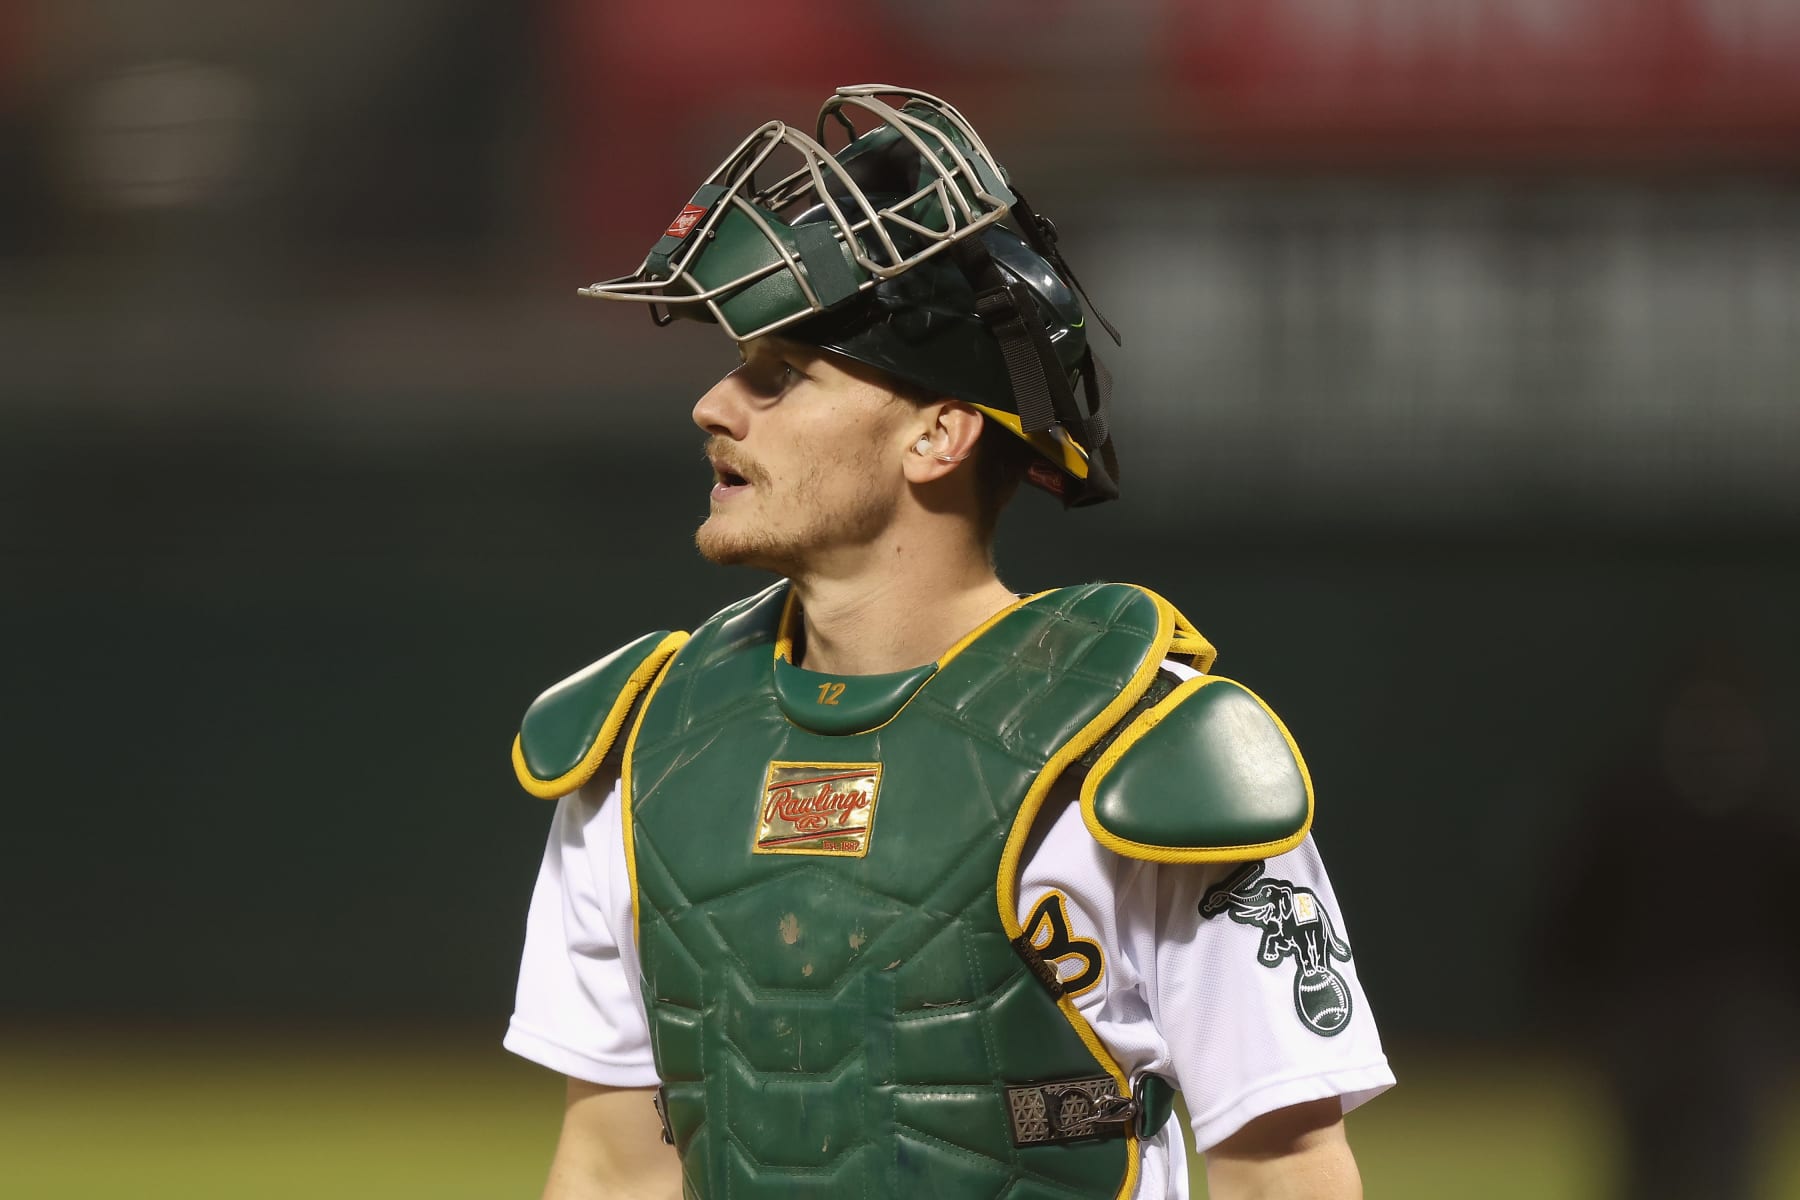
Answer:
506;661;1394;1198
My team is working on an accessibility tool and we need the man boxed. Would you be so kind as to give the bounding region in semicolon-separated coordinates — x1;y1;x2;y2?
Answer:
505;86;1392;1199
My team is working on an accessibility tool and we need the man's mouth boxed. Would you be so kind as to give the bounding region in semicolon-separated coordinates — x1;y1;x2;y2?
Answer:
710;456;754;500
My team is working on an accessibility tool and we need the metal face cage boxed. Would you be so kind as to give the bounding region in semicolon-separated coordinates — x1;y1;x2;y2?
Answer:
579;85;1018;342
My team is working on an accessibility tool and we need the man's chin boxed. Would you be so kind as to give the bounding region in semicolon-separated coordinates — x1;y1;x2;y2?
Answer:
695;519;794;573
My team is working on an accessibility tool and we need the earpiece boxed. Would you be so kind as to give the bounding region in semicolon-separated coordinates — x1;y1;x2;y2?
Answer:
914;436;969;465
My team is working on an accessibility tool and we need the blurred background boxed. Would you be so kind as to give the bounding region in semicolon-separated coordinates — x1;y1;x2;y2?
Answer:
3;1;1799;1196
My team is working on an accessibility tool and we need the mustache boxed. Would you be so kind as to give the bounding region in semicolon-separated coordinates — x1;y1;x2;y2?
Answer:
703;437;766;487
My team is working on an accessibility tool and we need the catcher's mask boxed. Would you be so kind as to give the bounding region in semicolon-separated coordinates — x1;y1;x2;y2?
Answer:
581;84;1122;506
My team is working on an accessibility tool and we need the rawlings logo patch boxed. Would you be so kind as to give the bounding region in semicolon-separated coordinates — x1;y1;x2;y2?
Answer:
753;761;882;857
1200;863;1354;1036
664;203;708;239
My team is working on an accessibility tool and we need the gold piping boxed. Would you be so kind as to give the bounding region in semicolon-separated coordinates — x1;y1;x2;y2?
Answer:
936;591;1043;668
773;587;801;664
994;585;1174;1200
1079;675;1314;864
768;590;1046;737
512;632;690;800
621;641;688;938
1166;610;1217;672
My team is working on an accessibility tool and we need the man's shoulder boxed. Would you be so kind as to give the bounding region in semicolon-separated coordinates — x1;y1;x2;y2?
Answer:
511;629;689;800
972;581;1310;866
1079;667;1314;866
508;583;791;800
1041;583;1312;867
1027;581;1219;673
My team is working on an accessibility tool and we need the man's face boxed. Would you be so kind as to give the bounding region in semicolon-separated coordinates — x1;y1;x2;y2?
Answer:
691;338;914;573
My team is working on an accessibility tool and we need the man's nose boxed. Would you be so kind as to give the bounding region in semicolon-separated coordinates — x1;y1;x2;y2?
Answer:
692;373;748;439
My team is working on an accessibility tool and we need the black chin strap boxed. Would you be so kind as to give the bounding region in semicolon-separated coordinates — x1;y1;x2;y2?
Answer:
1076;347;1122;504
955;237;1121;507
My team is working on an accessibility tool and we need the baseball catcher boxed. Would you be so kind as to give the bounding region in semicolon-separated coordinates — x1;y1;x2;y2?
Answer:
504;85;1392;1199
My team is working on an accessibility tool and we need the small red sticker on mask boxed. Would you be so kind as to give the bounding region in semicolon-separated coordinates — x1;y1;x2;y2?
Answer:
1026;460;1067;496
665;204;708;239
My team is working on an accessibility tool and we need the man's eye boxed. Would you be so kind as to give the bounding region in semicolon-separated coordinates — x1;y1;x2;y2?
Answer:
750;362;798;394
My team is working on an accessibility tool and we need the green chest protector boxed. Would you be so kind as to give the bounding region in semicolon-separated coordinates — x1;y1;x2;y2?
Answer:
513;583;1314;1200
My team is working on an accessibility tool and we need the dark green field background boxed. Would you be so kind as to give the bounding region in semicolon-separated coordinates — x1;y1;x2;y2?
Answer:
4;431;1799;1196
6;433;1798;1033
1;1030;1774;1200
6;9;1800;1191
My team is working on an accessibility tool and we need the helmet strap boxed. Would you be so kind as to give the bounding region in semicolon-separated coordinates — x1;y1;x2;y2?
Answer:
958;238;1061;428
1005;183;1123;349
953;237;1121;507
1073;347;1122;505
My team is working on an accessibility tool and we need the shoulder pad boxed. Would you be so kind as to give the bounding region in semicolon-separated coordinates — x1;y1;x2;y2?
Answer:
1079;676;1312;862
511;630;688;799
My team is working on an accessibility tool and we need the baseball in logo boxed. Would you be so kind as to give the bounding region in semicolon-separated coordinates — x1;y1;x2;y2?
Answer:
753;761;882;857
664;204;708;239
1200;862;1354;1036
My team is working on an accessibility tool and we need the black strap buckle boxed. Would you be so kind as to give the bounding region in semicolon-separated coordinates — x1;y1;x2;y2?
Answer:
1005;1076;1138;1145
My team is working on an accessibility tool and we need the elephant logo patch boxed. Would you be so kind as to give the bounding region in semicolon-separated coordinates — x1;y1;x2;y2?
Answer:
1200;863;1354;1036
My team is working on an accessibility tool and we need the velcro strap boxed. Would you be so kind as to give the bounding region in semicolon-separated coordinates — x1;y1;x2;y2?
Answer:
1005;1077;1137;1145
791;222;862;309
974;280;1059;434
957;235;1124;506
1081;352;1112;448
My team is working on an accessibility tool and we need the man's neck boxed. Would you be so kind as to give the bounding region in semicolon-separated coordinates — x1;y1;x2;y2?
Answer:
787;547;1017;677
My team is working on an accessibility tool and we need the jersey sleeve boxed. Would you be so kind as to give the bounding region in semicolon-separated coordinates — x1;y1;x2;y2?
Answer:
503;775;661;1087
1148;836;1394;1152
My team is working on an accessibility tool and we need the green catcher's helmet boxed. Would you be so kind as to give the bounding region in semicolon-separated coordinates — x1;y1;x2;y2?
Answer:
581;84;1122;505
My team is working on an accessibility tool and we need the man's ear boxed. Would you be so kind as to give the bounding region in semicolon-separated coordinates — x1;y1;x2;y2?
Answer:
903;401;985;484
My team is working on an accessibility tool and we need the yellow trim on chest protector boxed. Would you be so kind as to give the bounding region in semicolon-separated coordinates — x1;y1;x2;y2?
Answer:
1082;674;1314;863
627;582;1174;1200
512;630;689;799
512;585;1307;864
506;582;1315;1200
991;586;1172;1200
